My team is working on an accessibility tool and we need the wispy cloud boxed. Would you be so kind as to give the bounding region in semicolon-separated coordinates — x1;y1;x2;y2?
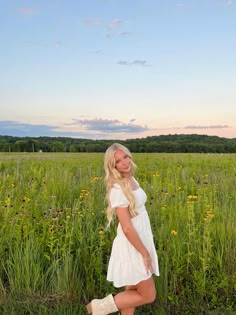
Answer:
54;40;62;46
106;18;126;38
17;8;34;15
184;125;230;129
83;17;129;39
70;118;149;133
85;18;101;26
119;32;132;37
117;60;150;67
107;19;123;31
226;0;232;6
89;49;103;54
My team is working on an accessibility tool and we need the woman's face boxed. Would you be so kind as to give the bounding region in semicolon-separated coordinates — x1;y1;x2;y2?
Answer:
114;149;132;177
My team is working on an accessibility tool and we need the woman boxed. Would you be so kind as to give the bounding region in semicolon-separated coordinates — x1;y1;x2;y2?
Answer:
87;143;160;315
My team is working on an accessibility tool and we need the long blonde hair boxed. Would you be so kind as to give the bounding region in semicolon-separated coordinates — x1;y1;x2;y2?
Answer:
104;143;137;227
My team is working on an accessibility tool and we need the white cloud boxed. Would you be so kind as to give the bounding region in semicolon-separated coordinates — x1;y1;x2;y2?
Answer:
70;118;149;133
184;125;230;129
117;60;150;67
17;8;34;15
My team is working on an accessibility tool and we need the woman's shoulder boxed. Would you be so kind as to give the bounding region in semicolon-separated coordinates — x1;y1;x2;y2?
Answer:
109;183;129;207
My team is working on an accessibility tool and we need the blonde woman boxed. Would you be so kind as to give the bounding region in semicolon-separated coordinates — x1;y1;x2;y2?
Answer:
87;143;159;315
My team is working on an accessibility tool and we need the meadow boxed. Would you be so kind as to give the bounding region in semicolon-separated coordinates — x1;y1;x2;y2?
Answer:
0;152;235;315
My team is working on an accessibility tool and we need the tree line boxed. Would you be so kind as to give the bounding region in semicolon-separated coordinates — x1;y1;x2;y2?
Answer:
0;134;236;153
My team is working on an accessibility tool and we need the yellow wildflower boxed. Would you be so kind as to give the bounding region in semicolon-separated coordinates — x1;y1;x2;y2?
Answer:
99;229;104;235
188;195;198;199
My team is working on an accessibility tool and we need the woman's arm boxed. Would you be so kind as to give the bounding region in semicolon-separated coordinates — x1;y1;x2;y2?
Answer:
116;207;152;273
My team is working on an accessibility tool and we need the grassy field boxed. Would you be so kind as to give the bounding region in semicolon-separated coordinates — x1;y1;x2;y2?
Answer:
0;152;235;314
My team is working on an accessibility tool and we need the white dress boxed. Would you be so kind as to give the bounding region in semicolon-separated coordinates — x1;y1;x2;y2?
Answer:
106;180;160;288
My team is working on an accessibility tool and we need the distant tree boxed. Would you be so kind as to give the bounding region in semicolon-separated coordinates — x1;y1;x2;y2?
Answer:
0;134;235;153
51;141;64;152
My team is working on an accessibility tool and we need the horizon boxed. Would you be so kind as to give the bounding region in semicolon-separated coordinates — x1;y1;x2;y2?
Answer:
1;133;235;141
1;0;236;139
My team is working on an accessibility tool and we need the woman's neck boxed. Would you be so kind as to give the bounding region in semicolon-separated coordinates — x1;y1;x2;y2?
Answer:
127;176;139;190
123;174;132;179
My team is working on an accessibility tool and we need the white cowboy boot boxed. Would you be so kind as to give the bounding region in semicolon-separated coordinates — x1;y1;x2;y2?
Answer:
87;294;119;315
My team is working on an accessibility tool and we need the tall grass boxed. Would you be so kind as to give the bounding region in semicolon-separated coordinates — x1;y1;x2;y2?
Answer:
0;152;235;314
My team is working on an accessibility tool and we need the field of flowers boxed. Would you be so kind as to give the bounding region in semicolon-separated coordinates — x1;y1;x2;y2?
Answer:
0;152;235;315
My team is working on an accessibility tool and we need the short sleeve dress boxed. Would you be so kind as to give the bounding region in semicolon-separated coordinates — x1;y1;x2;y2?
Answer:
106;179;160;288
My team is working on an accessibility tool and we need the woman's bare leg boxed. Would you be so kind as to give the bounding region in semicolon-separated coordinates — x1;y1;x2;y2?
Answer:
120;285;136;315
121;307;135;315
114;276;156;311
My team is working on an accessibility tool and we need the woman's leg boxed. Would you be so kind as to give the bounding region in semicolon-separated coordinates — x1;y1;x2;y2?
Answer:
86;277;156;314
115;276;156;311
120;285;136;315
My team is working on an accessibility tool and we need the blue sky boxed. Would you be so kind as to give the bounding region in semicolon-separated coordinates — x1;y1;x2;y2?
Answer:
1;0;235;139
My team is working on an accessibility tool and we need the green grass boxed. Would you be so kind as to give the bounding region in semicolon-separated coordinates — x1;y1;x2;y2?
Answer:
0;152;235;314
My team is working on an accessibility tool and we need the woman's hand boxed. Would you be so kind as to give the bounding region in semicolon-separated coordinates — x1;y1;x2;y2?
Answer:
142;253;153;274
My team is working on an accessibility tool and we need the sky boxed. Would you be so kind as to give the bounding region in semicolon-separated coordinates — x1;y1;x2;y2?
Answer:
1;0;236;140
